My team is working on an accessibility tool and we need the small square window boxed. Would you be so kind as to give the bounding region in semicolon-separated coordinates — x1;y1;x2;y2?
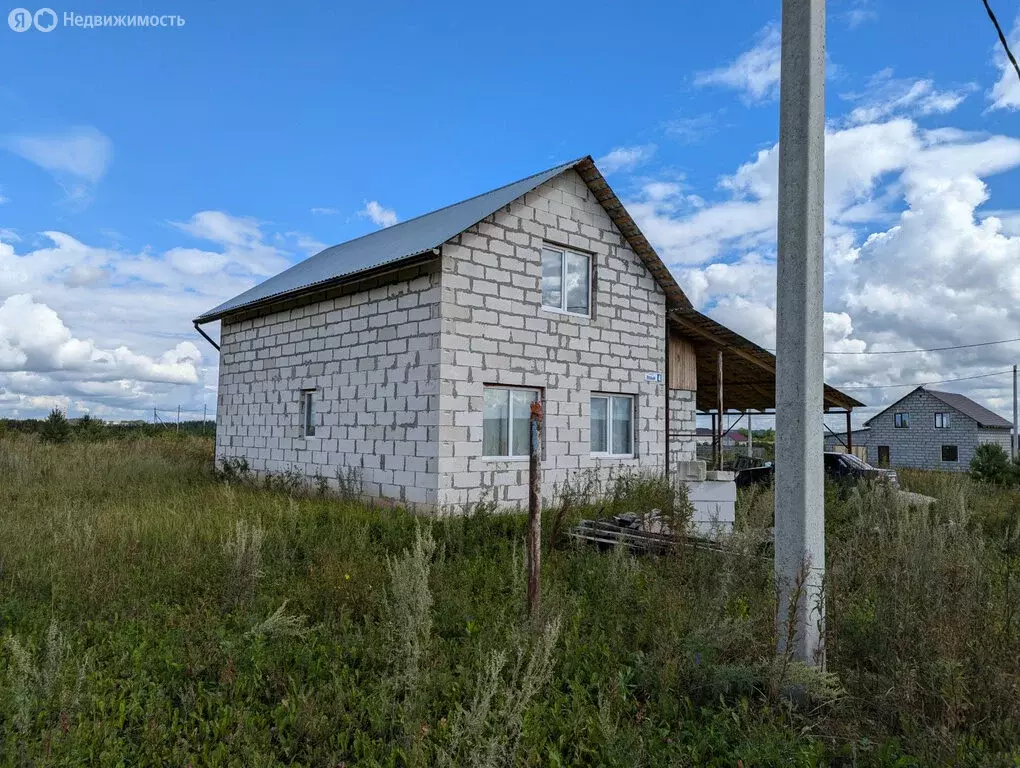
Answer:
541;245;591;316
483;386;540;458
591;394;634;456
300;389;316;437
894;412;909;428
942;445;958;462
935;412;951;429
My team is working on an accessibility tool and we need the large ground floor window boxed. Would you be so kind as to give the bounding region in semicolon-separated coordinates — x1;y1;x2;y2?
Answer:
483;386;540;458
591;394;634;457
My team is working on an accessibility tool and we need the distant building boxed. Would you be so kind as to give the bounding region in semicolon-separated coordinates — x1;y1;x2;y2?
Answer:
825;386;1013;471
696;427;747;448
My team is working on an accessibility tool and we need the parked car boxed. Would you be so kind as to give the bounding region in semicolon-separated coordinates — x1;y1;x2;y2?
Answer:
734;452;899;490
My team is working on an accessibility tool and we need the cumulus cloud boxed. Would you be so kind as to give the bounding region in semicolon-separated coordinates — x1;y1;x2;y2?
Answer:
596;145;657;174
629;107;1020;422
358;200;398;228
0;295;201;383
694;24;781;102
0;212;323;419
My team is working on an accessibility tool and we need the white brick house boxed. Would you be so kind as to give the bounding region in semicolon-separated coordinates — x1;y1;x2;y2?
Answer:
837;386;1013;471
196;156;861;511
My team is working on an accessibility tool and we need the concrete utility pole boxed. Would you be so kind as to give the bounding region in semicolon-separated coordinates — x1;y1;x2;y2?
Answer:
775;0;827;666
1013;364;1017;461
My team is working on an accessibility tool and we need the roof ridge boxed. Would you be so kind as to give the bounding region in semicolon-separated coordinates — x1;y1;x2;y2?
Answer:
315;156;587;254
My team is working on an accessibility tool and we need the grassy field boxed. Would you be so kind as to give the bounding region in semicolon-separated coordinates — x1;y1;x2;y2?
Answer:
1;436;1019;766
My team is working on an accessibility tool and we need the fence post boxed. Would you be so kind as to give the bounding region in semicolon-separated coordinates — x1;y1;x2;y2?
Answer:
527;401;543;618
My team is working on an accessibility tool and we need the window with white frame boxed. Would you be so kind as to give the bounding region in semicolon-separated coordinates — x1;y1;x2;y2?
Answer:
300;389;316;437
934;412;951;429
482;386;540;458
541;245;591;315
590;394;634;456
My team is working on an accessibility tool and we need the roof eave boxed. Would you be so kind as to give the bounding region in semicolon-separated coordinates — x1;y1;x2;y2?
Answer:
193;249;440;325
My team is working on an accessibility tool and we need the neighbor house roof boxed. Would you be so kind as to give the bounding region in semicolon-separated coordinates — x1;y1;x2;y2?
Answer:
195;156;691;324
863;385;1012;429
926;388;1013;429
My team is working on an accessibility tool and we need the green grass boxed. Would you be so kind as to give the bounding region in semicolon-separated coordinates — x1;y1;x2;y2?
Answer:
1;436;1019;766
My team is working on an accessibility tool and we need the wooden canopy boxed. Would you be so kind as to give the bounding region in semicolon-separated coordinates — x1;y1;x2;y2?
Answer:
668;308;864;413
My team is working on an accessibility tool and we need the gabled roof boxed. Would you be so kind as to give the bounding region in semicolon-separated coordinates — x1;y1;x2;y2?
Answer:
195;156;691;324
864;385;1012;429
927;388;1013;429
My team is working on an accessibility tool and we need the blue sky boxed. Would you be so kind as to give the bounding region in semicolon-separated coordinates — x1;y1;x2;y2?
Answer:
2;0;1020;423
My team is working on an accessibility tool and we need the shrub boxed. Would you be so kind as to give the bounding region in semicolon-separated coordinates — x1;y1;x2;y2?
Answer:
39;408;70;444
970;442;1015;486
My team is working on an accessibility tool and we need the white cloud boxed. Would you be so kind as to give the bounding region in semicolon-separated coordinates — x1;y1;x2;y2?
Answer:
843;0;877;28
0;212;325;419
0;294;200;383
841;70;970;124
628;104;1020;422
988;20;1020;110
358;200;398;228
173;210;262;246
596;144;657;174
695;24;781;102
3;127;113;207
310;206;339;216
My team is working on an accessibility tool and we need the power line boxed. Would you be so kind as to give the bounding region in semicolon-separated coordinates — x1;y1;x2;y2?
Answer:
836;368;1014;391
765;335;1020;355
983;0;1020;86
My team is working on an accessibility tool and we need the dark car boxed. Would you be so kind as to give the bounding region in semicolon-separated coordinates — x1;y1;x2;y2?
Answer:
734;452;899;490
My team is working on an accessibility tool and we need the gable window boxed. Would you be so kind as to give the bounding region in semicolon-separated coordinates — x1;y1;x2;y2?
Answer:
483;386;539;458
300;389;316;437
942;445;958;462
541;245;590;316
894;412;909;428
934;412;951;429
591;394;634;456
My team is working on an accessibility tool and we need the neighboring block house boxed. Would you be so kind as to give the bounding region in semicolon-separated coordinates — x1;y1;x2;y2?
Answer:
196;156;861;511
826;386;1013;471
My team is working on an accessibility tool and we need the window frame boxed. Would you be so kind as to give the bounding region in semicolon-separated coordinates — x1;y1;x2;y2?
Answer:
934;412;951;429
590;394;635;458
941;444;959;462
481;385;541;460
894;412;909;429
300;389;317;438
540;244;592;317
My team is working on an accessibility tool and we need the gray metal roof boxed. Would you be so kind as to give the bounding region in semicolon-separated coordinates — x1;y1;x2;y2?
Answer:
194;157;584;323
864;385;1012;429
926;388;1013;429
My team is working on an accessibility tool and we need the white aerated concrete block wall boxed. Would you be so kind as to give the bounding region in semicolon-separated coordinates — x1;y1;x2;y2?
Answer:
215;263;442;507
436;169;672;510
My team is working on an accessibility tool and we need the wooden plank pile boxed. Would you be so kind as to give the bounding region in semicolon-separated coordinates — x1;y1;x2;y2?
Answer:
567;513;751;556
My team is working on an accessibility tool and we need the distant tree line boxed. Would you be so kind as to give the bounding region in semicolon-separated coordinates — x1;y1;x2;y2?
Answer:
0;409;215;443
